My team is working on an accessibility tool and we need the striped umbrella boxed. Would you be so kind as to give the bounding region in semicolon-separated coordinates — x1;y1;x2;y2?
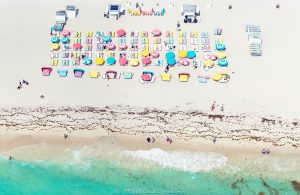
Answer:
180;59;190;66
107;43;116;50
61;30;70;37
117;29;126;37
218;59;228;67
118;43;127;50
83;58;92;65
51;36;59;43
61;36;69;44
150;50;159;58
129;58;139;66
102;36;111;42
51;43;59;50
152;29;161;36
216;43;225;51
141;50;149;57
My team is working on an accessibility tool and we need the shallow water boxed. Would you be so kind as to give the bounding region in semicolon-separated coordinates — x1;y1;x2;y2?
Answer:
0;146;299;195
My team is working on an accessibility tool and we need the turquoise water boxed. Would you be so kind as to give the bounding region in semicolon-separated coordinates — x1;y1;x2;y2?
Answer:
0;156;298;195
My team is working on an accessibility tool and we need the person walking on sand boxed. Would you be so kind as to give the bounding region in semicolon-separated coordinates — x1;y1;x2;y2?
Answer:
151;137;155;143
211;101;216;111
221;105;224;112
213;137;216;144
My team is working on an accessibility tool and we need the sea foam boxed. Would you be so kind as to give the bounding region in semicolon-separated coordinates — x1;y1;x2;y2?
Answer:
122;148;227;172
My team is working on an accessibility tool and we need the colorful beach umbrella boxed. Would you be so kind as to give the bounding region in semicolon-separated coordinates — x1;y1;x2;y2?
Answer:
218;59;228;67
73;43;82;49
51;43;59;50
180;59;190;66
141;50;149;57
116;29;126;37
152;29;161;36
167;57;176;65
187;51;196;59
208;53;217;60
95;57;105;65
102;36;111;42
61;30;70;37
118;57;128;65
204;59;214;67
118;43;127;50
150;50;159;58
178;51;187;58
107;43;116;50
129;58;139;66
61;36;70;44
51;36;59;43
165;51;175;59
83;57;92;65
217;52;226;59
106;57;116;65
216;43;226;51
142;57;151;65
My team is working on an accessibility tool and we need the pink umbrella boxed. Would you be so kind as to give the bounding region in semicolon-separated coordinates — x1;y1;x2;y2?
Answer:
208;53;217;60
142;57;151;65
150;50;159;58
107;43;116;50
117;29;126;37
152;29;161;36
118;57;128;65
180;59;190;66
73;43;82;49
118;43;127;50
61;30;70;37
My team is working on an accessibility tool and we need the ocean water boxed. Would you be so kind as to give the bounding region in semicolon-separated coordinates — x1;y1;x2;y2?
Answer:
0;147;299;195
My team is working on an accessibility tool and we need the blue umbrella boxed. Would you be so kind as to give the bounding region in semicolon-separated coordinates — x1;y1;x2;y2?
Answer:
218;59;228;67
216;43;225;51
83;58;92;65
166;57;176;65
107;57;116;65
165;51;175;59
61;36;69;44
187;51;196;59
102;36;111;43
51;36;59;43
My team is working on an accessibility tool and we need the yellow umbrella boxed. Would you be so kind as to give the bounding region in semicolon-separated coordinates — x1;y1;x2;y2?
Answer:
217;52;226;59
141;50;149;57
212;73;223;81
95;57;105;65
204;59;214;67
51;43;59;50
129;58;139;66
178;51;187;58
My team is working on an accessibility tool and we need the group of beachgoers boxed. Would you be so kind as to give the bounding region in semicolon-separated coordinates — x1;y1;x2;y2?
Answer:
17;80;29;90
211;101;225;112
146;136;173;144
262;149;271;155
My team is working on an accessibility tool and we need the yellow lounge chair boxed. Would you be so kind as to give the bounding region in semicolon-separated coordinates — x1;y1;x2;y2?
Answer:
179;38;183;44
134;52;139;58
218;37;223;44
160;73;171;81
179;73;190;82
89;71;100;78
179;31;183;37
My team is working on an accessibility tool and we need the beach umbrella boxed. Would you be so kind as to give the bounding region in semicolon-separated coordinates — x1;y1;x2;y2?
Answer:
73;43;82;49
102;36;111;42
208;53;217;60
118;57;128;65
178;51;187;58
61;36;70;44
118;43;127;50
217;52;226;59
187;51;196;59
51;43;59;50
180;59;190;66
141;50;149;57
107;57;116;65
218;59;228;67
165;51;175;59
142;57;151;65
212;73;223;81
107;43;116;50
116;29;126;37
51;36;59;43
166;57;176;65
150;50;159;58
204;59;214;67
152;29;161;36
95;57;105;65
83;57;92;65
129;58;139;66
61;30;70;37
216;43;226;51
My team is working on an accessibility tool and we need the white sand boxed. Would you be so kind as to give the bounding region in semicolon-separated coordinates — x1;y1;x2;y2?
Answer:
0;0;299;119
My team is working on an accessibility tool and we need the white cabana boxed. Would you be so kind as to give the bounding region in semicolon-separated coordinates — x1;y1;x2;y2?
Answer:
66;5;76;18
56;11;67;24
104;4;124;19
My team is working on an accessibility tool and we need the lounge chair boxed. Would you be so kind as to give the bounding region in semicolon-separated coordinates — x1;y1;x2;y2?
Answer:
89;71;100;78
57;70;68;77
179;73;190;82
41;67;52;76
73;68;84;78
160;73;171;81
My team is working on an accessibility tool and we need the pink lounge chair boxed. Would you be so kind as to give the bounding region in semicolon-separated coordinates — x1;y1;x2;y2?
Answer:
41;67;53;76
